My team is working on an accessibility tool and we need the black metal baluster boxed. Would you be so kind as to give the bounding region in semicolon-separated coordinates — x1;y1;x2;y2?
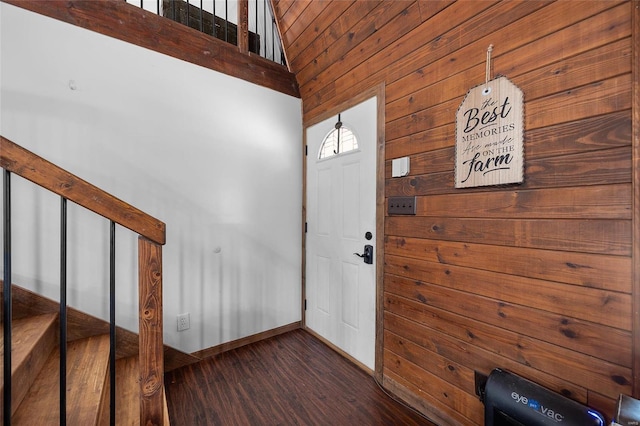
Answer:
109;221;116;426
3;170;12;426
130;0;281;64
254;0;258;54
224;0;228;43
271;16;275;62
267;1;284;65
60;198;68;426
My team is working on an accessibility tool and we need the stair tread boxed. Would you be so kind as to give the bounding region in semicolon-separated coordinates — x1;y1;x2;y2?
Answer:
0;313;58;383
98;355;170;426
12;333;111;425
1;313;58;418
98;355;141;426
116;356;142;425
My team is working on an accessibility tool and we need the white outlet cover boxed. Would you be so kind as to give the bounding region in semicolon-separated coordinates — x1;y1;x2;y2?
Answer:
177;313;190;331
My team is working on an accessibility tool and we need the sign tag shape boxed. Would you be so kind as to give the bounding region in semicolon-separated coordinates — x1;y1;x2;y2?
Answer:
455;76;524;188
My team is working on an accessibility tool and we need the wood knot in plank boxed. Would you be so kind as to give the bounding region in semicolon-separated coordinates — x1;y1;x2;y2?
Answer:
611;375;630;386
142;372;163;396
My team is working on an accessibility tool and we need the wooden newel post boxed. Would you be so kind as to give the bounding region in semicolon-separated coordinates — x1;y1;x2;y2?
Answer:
138;237;165;425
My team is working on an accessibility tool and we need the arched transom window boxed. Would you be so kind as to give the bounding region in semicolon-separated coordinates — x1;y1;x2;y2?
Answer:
318;117;359;159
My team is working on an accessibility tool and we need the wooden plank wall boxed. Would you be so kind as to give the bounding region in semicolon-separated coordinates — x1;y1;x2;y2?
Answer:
277;1;635;424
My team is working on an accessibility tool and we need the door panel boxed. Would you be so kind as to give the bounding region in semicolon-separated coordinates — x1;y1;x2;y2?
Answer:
316;255;331;314
342;262;359;329
343;162;360;239
305;96;377;370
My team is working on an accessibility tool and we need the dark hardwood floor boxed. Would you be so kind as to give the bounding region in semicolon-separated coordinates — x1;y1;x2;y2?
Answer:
165;329;437;425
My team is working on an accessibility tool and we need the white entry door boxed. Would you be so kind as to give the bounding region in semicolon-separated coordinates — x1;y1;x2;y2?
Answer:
305;96;377;370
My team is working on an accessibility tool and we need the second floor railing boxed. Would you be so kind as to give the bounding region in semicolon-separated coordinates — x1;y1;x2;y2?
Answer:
1;136;166;425
127;0;286;65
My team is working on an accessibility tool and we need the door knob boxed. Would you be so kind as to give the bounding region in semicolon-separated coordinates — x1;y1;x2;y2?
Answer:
353;244;373;264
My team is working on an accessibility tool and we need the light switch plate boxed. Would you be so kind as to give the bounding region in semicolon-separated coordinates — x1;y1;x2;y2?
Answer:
392;157;410;177
388;196;416;215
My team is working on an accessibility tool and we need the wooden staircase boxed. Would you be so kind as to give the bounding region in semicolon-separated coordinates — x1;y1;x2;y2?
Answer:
1;135;173;424
1;286;172;425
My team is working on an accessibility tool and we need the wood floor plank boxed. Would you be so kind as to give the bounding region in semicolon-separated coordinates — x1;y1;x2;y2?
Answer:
165;329;436;425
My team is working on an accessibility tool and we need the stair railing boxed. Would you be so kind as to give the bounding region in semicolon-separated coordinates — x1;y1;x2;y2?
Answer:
125;0;287;66
1;135;166;425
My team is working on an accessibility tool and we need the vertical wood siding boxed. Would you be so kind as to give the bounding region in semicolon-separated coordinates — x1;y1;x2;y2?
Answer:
279;1;634;423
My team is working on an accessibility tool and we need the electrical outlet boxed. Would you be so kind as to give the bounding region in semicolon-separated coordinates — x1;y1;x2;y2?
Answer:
177;313;190;331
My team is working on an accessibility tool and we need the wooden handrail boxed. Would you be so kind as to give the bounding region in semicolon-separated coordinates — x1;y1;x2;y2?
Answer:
1;135;166;425
0;136;165;245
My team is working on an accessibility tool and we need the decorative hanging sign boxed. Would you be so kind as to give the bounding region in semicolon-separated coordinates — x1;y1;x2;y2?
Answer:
455;46;524;188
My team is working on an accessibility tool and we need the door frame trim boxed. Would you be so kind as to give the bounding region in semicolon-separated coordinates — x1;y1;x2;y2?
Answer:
631;0;639;396
302;83;385;380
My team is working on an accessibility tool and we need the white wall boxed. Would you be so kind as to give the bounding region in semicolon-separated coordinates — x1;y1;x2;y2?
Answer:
0;3;302;353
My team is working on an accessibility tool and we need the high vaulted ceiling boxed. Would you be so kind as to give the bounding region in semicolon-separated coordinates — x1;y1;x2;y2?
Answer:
271;0;451;123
